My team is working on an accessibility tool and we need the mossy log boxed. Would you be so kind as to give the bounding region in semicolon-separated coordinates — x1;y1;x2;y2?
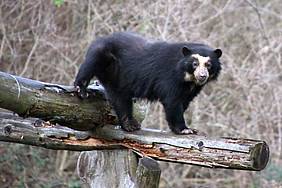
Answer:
0;71;117;130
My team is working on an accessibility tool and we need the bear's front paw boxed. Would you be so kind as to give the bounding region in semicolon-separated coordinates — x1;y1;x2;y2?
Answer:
75;85;89;99
171;126;199;135
121;118;141;132
180;128;198;135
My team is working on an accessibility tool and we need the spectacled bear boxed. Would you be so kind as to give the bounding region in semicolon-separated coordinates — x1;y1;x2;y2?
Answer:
74;32;222;134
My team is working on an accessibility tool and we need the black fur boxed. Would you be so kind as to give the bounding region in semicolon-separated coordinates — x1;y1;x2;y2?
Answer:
74;32;222;134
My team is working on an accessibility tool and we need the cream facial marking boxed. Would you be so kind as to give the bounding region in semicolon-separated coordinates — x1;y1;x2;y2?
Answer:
184;72;193;81
191;54;210;65
191;54;210;85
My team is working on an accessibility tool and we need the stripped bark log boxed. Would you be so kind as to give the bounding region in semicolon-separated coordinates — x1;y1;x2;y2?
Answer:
0;112;269;171
76;151;161;188
77;150;138;188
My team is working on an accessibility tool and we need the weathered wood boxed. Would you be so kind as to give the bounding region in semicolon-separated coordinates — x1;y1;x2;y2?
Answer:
136;157;161;188
0;112;269;171
0;112;122;150
77;150;138;188
77;151;161;188
0;71;117;130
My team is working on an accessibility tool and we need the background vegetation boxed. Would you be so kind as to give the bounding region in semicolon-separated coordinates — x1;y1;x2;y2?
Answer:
0;0;281;187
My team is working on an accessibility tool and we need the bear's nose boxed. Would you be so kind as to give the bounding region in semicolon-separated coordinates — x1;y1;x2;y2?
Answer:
199;75;207;81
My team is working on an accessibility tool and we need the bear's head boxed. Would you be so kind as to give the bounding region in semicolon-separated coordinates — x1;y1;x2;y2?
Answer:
181;45;222;85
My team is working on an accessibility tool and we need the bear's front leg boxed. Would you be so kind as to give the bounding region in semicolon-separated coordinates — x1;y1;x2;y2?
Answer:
108;93;141;132
163;102;197;134
74;61;96;99
121;116;141;132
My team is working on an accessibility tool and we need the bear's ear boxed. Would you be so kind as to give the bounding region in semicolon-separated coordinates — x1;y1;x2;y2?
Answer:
182;46;192;57
214;49;222;58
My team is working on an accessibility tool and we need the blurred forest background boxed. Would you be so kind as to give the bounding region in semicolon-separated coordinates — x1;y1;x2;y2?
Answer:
0;0;281;187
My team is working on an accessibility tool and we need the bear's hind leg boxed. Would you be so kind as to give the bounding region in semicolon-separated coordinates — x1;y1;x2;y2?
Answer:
74;42;117;98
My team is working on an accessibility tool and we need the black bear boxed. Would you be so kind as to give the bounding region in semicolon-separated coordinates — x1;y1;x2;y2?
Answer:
74;32;222;134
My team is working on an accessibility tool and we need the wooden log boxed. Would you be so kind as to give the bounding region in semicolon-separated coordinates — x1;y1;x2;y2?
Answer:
0;71;117;131
0;112;269;171
77;150;138;188
136;157;161;188
77;150;161;188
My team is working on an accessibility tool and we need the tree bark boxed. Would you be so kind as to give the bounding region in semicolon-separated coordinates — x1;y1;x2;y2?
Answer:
136;157;161;188
77;150;161;188
0;71;117;131
77;150;138;188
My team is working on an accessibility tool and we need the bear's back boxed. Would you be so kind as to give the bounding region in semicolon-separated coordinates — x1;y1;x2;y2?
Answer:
103;32;148;53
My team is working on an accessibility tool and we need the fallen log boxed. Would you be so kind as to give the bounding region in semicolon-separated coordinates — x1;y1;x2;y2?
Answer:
0;71;269;171
0;112;269;171
0;71;117;130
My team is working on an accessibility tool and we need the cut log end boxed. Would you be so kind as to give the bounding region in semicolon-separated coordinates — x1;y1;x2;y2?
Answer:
252;142;269;171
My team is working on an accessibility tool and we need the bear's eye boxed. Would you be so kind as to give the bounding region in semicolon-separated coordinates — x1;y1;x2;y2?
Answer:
192;61;199;68
205;62;212;69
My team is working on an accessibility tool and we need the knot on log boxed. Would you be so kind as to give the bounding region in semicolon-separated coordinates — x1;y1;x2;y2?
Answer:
4;125;12;135
196;141;204;150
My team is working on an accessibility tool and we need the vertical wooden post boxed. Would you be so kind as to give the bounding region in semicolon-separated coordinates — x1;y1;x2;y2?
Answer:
77;150;161;188
136;157;161;188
